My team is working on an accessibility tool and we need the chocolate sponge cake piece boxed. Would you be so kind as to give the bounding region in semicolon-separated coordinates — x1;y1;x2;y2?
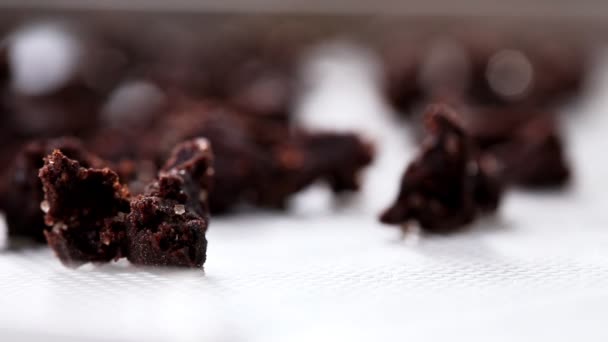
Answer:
0;137;106;242
38;138;212;268
39;150;130;266
156;102;265;213
254;131;374;208
380;104;502;233
156;100;374;212
126;138;213;268
461;108;571;188
485;114;570;188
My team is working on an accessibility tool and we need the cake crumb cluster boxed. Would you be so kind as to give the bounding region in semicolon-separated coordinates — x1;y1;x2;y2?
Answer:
39;138;213;268
0;26;589;268
380;105;502;233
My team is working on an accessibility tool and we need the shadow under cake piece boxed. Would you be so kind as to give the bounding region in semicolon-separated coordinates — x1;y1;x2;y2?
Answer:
39;150;130;266
126;138;212;268
0;137;106;243
380;104;502;233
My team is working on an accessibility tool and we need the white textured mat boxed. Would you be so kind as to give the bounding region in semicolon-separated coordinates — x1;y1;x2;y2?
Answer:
1;44;608;342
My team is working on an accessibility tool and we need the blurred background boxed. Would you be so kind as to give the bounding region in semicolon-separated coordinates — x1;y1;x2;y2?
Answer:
1;1;608;342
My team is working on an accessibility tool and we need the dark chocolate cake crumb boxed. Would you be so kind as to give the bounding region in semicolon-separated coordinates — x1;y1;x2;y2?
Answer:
155;99;374;213
462;108;571;188
39;150;130;266
155;101;264;213
0;137;106;242
4;85;103;139
485;115;571;188
381;33;588;113
37;138;213;268
380;104;502;233
254;131;374;208
126;138;212;268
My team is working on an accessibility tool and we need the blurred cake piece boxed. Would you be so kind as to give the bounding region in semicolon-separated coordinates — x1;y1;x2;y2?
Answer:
380;104;502;233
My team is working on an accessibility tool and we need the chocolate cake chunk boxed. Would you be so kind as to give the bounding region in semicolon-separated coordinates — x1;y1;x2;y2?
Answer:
157;100;374;213
408;106;572;189
4;84;103;139
85;125;163;197
462;108;571;188
380;104;502;233
36;138;212;268
126;138;212;268
381;33;588;113
485;115;570;188
461;107;537;148
0;137;106;242
39;150;130;266
298;133;374;193
381;39;423;114
154;101;265;213
255;132;374;208
472;154;503;212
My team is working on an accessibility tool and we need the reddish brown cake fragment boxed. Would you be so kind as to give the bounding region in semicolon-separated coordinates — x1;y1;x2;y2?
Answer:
380;105;502;233
38;138;212;268
462;108;571;188
39;150;130;266
126;138;212;268
381;33;588;113
254;131;374;208
152;100;374;213
0;137;105;242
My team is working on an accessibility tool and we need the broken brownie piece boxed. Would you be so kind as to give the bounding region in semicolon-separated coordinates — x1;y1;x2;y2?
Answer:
254;131;374;208
381;32;588;114
126;138;212;268
152;101;266;213
38;138;212;268
407;105;572;189
485;115;570;188
462;108;571;188
0;137;106;242
155;99;374;213
39;150;130;266
381;37;424;114
380;104;502;233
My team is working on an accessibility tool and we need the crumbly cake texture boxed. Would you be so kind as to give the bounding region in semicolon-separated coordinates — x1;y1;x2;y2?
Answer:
2;98;373;263
153;100;374;212
39;150;130;266
405;106;572;189
38;138;213;268
126;138;212;267
461;108;571;188
380;104;502;233
480;114;570;188
254;131;374;208
0;137;106;243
